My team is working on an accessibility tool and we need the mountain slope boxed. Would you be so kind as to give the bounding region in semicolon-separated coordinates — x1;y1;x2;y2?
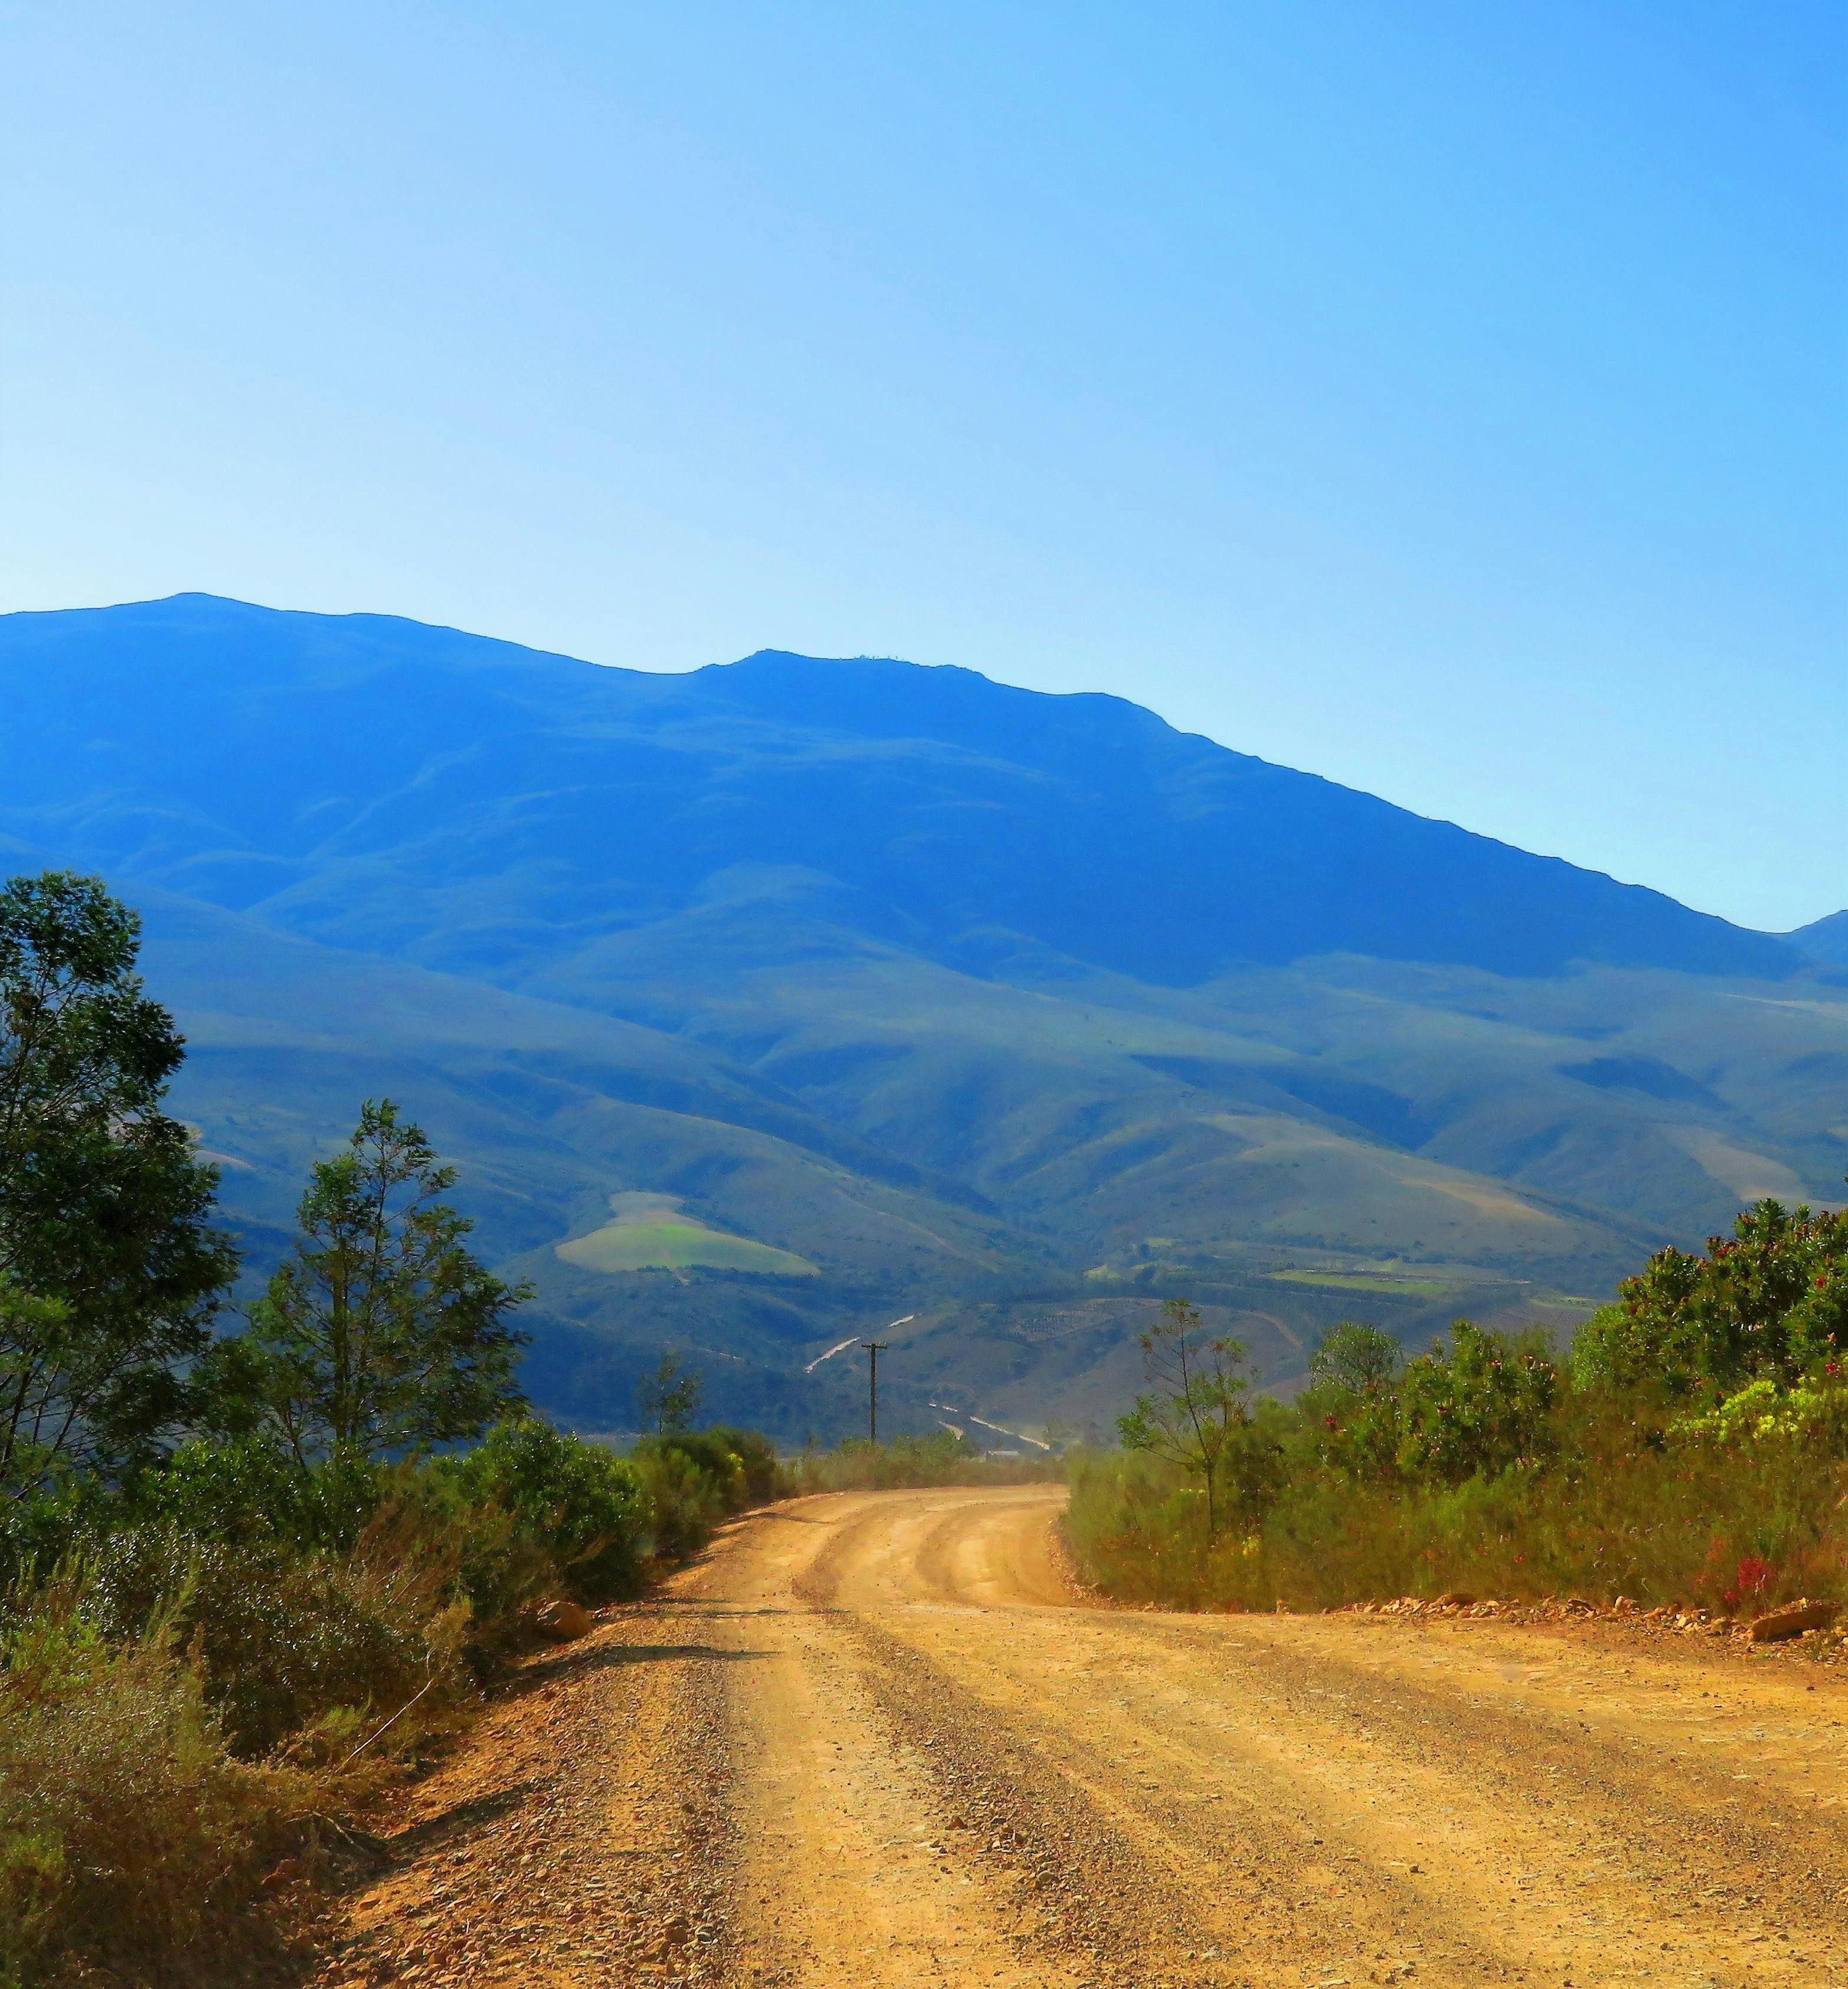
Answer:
0;594;1793;983
1790;911;1848;966
2;594;1842;1439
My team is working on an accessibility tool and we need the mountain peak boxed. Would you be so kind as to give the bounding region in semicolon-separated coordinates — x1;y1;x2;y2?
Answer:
0;596;1797;985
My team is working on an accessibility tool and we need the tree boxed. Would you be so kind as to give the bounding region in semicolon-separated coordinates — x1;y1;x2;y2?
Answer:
1298;1322;1405;1481
1572;1197;1848;1400
1307;1322;1403;1395
1116;1299;1265;1540
1395;1320;1558;1485
0;871;236;1488
223;1100;529;1463
636;1348;703;1437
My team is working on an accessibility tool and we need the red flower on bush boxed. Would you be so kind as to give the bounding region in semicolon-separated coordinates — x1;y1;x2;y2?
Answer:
1722;1554;1775;1609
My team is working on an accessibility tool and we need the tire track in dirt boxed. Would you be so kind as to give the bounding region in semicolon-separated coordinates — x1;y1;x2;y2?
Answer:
318;1486;1848;1989
1136;1613;1848;1943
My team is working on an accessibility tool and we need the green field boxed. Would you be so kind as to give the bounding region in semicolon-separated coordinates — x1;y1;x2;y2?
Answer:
557;1216;817;1277
1268;1270;1460;1296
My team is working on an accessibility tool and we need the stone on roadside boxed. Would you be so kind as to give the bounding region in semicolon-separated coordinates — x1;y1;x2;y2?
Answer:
533;1597;595;1642
1748;1600;1839;1644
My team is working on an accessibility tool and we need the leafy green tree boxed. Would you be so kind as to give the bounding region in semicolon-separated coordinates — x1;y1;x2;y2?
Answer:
1572;1197;1848;1400
1117;1299;1271;1539
0;871;236;1487
635;1347;703;1437
1308;1322;1402;1394
1395;1320;1558;1485
1298;1322;1403;1479
218;1100;529;1463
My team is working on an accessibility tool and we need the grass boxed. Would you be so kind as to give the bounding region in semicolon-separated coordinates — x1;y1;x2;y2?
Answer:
1066;1440;1848;1618
557;1219;817;1277
1268;1271;1459;1295
783;1431;1063;1493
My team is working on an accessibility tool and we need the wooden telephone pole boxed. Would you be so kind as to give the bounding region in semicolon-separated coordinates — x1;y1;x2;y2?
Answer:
861;1342;887;1443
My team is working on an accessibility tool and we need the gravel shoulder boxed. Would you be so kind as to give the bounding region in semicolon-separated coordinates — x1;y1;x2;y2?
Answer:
316;1486;1848;1988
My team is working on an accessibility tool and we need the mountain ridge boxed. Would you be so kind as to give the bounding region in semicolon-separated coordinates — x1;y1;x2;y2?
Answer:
1;593;1793;983
2;594;1840;1439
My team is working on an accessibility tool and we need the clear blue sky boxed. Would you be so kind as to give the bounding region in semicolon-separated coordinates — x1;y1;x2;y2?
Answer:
4;2;1842;930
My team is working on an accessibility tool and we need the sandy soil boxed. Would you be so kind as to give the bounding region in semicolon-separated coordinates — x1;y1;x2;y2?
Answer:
317;1486;1848;1988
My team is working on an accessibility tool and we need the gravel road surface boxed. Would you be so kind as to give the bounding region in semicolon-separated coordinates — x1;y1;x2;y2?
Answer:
319;1486;1848;1988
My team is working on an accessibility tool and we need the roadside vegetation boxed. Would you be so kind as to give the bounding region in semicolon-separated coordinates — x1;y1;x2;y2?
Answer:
1073;1198;1848;1617
0;872;794;1985
784;1428;1062;1493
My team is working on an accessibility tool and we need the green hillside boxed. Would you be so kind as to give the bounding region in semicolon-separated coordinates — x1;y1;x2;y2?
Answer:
2;595;1843;1442
557;1194;818;1277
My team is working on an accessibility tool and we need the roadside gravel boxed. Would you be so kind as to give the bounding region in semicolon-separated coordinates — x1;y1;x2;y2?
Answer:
312;1489;1848;1988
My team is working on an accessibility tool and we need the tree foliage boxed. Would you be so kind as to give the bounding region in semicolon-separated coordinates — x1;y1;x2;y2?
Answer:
1393;1320;1558;1485
445;1417;649;1602
1298;1322;1404;1480
635;1347;703;1438
215;1100;530;1463
0;872;236;1487
1116;1299;1279;1538
1573;1197;1848;1399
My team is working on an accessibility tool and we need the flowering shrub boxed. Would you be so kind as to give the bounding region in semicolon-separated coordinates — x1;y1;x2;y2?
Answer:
1575;1198;1848;1397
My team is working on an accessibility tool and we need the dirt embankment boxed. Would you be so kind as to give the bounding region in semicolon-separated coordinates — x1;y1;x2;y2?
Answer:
316;1488;1848;1988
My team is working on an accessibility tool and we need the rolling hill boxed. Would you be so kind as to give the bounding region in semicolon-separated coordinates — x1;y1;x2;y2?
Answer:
2;594;1843;1440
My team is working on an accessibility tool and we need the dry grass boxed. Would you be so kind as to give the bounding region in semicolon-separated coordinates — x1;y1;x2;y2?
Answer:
1067;1437;1848;1616
783;1432;1064;1495
0;1579;337;1987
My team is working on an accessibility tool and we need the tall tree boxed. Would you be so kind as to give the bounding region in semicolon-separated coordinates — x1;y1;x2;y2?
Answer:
0;871;236;1488
635;1348;703;1437
1116;1298;1257;1541
228;1100;530;1463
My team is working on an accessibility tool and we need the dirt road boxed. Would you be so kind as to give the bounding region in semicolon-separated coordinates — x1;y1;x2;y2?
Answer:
323;1487;1848;1988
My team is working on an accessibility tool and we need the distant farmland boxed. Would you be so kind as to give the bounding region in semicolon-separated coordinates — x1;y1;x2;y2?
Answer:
556;1192;818;1277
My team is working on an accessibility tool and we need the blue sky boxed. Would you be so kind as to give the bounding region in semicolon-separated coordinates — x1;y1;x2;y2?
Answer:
4;2;1842;930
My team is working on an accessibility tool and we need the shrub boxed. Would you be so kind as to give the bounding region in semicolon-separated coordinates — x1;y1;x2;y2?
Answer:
126;1436;382;1551
630;1441;733;1560
0;1578;318;1985
1575;1198;1848;1397
1393;1321;1558;1485
443;1419;649;1603
702;1426;781;1505
78;1516;469;1758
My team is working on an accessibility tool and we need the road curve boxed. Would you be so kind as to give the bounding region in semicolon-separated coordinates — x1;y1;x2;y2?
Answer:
321;1486;1848;1989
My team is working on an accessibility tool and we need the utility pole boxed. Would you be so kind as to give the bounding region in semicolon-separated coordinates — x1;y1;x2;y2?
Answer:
859;1319;910;1446
861;1341;887;1443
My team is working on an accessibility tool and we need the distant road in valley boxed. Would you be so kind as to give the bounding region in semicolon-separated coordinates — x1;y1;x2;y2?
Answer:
322;1490;1847;1987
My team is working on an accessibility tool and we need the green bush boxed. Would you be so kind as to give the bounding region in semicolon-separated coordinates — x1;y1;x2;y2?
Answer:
443;1419;649;1603
1575;1198;1848;1397
630;1441;732;1560
1393;1321;1558;1485
702;1426;782;1505
126;1436;382;1551
78;1515;469;1758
